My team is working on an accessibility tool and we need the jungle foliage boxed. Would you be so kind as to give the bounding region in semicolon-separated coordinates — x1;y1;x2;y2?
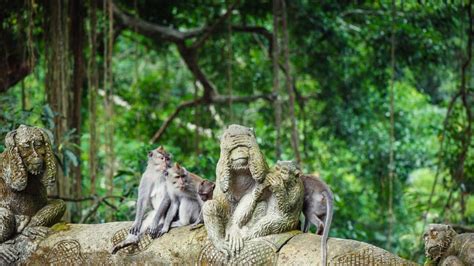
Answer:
0;0;473;263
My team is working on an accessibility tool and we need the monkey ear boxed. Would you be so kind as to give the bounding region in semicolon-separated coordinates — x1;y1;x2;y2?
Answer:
39;128;57;187
2;143;28;192
174;162;181;169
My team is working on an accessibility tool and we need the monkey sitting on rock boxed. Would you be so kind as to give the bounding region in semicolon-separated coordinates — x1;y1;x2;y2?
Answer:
111;146;172;254
111;149;214;254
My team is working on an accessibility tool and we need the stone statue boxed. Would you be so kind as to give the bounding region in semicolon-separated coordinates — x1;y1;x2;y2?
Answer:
202;124;304;258
0;125;66;263
424;224;474;265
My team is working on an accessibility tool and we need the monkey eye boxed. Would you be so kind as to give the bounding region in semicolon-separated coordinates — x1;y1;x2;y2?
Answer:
148;152;153;157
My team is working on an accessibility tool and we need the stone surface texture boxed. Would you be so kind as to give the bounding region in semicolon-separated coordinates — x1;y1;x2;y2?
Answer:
25;222;417;265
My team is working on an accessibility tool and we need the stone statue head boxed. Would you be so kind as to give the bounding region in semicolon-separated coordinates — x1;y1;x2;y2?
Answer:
1;125;56;191
423;224;457;261
216;125;269;193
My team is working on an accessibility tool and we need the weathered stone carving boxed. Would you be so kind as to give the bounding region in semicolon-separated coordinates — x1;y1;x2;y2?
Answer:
202;124;304;259
424;224;474;266
0;125;66;263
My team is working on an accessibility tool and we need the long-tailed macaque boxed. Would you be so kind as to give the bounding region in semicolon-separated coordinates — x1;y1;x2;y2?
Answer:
301;174;334;266
154;163;206;237
111;146;171;254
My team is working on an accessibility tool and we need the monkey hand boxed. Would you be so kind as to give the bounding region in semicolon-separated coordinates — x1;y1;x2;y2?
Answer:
21;226;49;240
0;244;18;264
148;224;166;239
129;221;142;235
225;231;244;256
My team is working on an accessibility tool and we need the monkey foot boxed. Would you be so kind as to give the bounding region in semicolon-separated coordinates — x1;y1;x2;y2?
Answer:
147;224;164;239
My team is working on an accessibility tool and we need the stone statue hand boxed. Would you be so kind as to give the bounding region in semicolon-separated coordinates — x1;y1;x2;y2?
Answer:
0;244;18;264
21;226;48;240
129;221;142;235
225;230;244;256
267;172;284;192
214;238;232;258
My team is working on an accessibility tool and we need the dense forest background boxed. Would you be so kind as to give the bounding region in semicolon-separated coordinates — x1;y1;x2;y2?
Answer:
1;0;473;263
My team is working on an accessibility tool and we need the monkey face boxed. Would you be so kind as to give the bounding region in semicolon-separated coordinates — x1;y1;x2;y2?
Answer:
230;146;250;170
15;131;46;176
148;147;171;170
423;224;456;260
168;163;188;191
198;180;215;201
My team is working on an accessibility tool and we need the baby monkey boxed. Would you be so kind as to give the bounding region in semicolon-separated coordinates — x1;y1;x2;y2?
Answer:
301;173;334;266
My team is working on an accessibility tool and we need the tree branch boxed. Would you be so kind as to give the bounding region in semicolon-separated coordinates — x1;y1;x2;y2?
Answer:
191;0;240;50
111;1;201;42
150;93;274;143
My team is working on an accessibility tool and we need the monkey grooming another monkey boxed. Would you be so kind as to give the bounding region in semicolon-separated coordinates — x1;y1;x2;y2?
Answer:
111;146;172;254
154;163;206;237
301;173;334;266
190;179;216;230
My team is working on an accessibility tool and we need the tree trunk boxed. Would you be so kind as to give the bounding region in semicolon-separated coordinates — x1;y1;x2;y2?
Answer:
69;0;86;221
45;0;71;220
272;0;282;160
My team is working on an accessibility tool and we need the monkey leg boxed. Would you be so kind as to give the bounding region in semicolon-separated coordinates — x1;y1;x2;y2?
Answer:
307;213;325;235
29;199;66;227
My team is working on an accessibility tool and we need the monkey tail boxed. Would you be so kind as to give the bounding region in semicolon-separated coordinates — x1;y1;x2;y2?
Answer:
321;190;333;266
110;234;140;254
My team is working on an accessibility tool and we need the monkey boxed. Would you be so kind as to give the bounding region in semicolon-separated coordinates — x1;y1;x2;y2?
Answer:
111;146;172;254
154;163;206;237
424;224;474;266
197;179;215;202
189;179;215;230
301;173;334;266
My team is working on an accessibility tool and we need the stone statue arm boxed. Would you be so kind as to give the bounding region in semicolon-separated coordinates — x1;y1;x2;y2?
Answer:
235;183;266;228
28;199;66;227
203;194;232;256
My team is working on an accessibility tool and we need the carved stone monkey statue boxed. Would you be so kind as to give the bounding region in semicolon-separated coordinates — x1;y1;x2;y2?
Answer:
0;125;66;263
